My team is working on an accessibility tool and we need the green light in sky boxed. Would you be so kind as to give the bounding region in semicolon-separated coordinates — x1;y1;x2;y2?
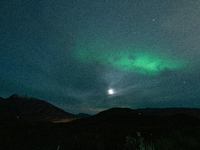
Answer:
73;39;185;75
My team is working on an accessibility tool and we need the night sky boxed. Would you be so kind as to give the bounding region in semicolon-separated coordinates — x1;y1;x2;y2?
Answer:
1;0;200;114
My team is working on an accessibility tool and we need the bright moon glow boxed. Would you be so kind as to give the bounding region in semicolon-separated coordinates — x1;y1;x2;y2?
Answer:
108;89;115;95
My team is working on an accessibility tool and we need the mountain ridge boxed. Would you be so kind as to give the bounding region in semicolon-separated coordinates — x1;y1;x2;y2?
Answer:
0;94;80;122
95;107;200;117
69;107;200;131
1;96;200;149
1;94;200;124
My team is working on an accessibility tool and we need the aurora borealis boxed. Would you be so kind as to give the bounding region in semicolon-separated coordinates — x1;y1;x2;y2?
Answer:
73;39;185;75
1;0;200;114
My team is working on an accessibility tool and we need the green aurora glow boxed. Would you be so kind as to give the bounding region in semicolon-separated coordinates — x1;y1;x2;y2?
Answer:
73;39;185;75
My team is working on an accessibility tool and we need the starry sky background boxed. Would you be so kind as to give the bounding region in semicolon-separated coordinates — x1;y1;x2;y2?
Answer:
1;0;200;114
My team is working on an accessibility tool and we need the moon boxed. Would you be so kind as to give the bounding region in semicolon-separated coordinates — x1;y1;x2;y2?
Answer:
108;88;115;95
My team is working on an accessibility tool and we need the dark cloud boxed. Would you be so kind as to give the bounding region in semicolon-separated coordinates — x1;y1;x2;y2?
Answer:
160;1;200;67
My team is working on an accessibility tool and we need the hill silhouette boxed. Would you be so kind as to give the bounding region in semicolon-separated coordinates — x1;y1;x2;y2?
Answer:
63;107;200;149
0;94;79;122
1;95;200;149
69;107;200;130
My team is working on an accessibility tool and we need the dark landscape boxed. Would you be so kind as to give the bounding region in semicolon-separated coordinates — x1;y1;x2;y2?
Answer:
1;1;200;149
1;95;200;150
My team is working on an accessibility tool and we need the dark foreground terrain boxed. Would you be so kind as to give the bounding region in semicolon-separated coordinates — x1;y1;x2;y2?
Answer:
1;107;200;150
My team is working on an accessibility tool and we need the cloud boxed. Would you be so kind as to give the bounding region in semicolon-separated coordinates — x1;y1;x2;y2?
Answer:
160;1;200;70
1;0;200;114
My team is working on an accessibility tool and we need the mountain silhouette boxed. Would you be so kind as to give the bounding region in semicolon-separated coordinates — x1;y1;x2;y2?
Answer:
136;107;200;117
69;107;200;131
0;94;79;122
77;113;92;118
1;103;200;149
